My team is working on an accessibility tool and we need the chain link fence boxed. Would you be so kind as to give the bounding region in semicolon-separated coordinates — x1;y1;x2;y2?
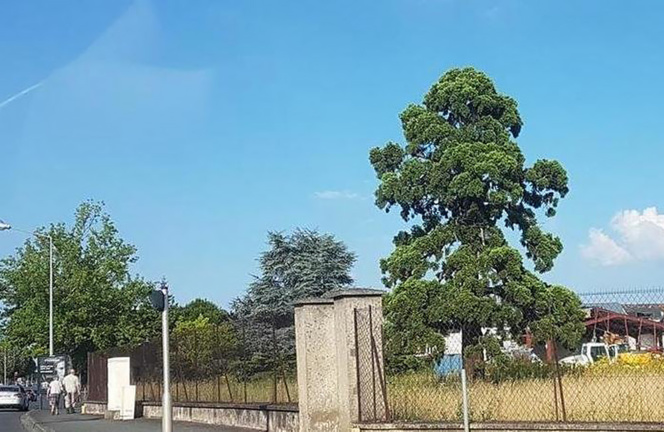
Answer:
355;305;389;422
87;321;297;405
386;288;664;423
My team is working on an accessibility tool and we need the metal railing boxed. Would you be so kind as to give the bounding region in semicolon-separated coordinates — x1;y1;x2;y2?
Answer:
87;321;297;405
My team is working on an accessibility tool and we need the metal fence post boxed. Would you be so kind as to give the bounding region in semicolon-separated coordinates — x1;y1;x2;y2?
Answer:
353;308;362;421
194;328;199;402
272;323;278;403
461;368;470;432
553;340;567;422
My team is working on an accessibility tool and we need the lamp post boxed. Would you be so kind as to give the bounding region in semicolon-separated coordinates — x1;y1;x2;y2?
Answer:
0;221;55;356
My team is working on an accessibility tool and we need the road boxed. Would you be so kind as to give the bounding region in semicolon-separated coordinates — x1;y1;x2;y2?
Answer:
0;408;27;432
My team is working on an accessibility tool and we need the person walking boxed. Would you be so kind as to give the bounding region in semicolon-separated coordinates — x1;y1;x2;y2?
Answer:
47;378;63;415
62;368;81;414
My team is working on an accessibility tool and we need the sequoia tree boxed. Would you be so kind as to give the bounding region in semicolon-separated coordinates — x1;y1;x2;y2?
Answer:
370;68;584;355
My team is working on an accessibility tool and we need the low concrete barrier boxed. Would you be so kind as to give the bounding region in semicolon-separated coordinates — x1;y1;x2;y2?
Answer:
81;400;108;415
82;400;299;431
353;422;664;432
142;402;298;432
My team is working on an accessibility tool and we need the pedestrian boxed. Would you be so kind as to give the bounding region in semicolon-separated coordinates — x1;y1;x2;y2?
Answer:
62;368;81;414
47;378;63;415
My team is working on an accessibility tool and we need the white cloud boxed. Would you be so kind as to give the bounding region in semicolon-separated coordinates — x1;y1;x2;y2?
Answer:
611;207;664;260
582;207;664;266
314;190;361;200
581;228;632;266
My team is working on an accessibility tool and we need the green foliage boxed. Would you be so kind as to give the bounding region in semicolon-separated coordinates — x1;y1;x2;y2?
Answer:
481;354;581;384
173;316;238;380
175;298;230;326
385;353;434;376
0;201;161;369
370;68;584;355
234;228;356;328
0;339;35;379
232;228;356;379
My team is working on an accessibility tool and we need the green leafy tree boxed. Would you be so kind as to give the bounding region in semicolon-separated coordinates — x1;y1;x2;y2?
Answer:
369;68;585;356
175;298;230;326
0;201;161;369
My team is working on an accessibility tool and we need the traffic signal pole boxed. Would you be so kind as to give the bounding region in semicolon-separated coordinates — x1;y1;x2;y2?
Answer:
161;283;172;432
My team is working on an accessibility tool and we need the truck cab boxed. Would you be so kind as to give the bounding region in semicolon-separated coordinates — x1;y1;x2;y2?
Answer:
560;342;615;366
607;343;629;359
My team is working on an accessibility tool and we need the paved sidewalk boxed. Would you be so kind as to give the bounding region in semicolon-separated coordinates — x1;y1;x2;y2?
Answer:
24;410;256;432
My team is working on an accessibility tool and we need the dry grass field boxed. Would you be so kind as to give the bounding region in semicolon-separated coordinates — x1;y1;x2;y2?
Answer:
133;355;664;423
136;375;298;405
388;367;664;422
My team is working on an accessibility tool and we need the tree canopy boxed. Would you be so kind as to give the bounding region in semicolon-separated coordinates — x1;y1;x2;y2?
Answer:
175;298;230;326
369;68;584;354
0;201;161;369
231;228;356;379
234;228;356;328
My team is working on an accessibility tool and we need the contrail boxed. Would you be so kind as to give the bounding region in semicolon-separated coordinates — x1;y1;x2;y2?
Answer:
0;80;44;110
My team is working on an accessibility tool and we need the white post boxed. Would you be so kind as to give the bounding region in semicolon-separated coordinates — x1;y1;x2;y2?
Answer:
161;284;172;432
3;349;6;384
461;368;470;432
49;236;54;356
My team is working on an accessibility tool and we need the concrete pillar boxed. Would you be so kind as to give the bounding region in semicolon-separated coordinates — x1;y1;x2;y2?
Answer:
332;290;385;429
295;289;386;432
294;298;338;432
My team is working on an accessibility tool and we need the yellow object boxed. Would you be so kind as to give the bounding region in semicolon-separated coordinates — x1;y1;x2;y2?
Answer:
618;352;652;366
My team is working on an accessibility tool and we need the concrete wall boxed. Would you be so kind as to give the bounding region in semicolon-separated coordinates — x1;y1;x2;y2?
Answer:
82;401;107;415
352;422;664;432
82;401;298;432
142;402;298;432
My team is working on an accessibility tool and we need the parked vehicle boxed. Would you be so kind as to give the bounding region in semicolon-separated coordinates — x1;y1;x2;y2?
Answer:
608;343;630;359
560;342;614;366
0;385;30;411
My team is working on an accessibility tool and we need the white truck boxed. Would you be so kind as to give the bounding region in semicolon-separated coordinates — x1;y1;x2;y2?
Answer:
559;342;628;366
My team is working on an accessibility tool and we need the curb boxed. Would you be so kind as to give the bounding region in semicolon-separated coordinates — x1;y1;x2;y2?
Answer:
20;411;53;432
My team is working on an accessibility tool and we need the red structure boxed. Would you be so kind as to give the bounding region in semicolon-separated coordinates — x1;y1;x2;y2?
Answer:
585;307;664;351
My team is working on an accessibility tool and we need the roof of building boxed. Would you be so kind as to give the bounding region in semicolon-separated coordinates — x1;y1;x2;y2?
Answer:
583;302;626;314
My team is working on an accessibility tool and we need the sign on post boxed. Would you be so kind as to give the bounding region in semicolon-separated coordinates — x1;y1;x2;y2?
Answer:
37;355;71;382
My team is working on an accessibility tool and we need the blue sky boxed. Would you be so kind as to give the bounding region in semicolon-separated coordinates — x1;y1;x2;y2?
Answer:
2;0;664;307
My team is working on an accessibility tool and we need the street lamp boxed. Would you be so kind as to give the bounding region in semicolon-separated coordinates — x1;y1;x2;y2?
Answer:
0;220;55;356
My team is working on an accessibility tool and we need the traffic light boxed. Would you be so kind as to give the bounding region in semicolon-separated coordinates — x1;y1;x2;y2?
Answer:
150;289;166;312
